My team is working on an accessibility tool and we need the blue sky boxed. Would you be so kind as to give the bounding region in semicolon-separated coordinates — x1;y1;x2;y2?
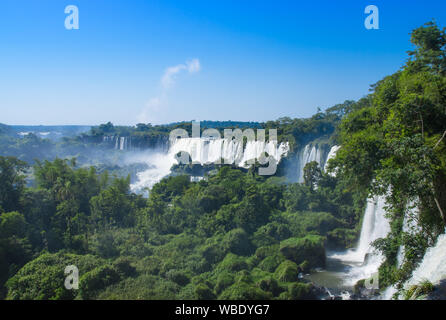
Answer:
0;0;445;125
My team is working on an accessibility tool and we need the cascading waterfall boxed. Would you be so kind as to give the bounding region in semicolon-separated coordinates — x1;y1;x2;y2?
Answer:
169;137;289;167
102;135;131;150
383;205;437;300
294;143;338;183
324;145;340;175
396;204;421;268
127;139;335;192
130;137;289;193
331;196;391;286
296;144;324;182
405;232;446;288
130;151;177;192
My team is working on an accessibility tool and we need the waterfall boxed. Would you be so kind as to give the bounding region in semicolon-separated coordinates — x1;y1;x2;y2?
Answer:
331;196;391;285
382;285;398;300
324;145;340;175
382;206;441;299
169;137;289;167
118;137;131;150
396;204;421;268
405;232;446;288
296;144;323;182
130;152;176;192
102;135;132;150
130;137;289;193
294;143;339;183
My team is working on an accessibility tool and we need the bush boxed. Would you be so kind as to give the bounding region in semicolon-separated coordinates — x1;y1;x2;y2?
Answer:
6;252;104;300
166;270;190;286
257;277;282;296
217;254;248;273
215;272;235;294
279;235;326;268
327;228;357;249
90;232;119;258
404;280;435;300
97;275;180;299
258;254;285;273
254;222;292;242
194;283;216;300
274;260;299;282
219;282;272;300
254;245;279;260
201;243;224;264
222;228;251;256
79;265;121;299
288;282;314;300
112;257;136;277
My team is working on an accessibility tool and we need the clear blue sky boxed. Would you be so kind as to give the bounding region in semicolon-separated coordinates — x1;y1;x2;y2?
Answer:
0;0;445;125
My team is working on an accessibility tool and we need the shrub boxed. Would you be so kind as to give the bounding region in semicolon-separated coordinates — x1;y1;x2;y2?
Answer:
194;283;216;300
274;260;299;282
288;282;314;300
254;245;279;260
404;280;435;300
217;254;248;272
201;243;224;264
166;270;190;286
279;235;326;268
254;222;292;242
327;228;357;249
258;254;285;273
79;265;121;299
219;282;272;300
6;252;104;300
257;277;282;296
215;272;234;294
222;228;251;256
112;257;136;277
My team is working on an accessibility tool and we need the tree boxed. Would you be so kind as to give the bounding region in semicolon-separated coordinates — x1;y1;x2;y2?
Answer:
0;157;27;212
303;161;322;191
89;175;133;229
407;21;446;75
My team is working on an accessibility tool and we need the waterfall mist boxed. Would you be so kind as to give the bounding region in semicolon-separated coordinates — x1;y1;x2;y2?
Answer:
330;196;391;286
405;232;446;288
129;137;290;194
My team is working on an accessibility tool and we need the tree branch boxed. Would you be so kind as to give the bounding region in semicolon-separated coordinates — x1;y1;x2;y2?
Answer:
434;197;446;225
434;130;446;149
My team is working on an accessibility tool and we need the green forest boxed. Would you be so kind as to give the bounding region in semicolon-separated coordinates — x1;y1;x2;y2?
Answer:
0;22;445;300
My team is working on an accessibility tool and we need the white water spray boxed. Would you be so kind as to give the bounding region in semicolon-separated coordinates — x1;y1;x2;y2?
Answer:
297;144;324;182
405;232;446;288
324;145;340;175
331;196;391;286
396;204;421;268
130;138;289;193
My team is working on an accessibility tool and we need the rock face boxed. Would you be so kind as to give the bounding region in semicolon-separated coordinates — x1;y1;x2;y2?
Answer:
427;279;446;300
100;135;169;151
350;279;380;300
